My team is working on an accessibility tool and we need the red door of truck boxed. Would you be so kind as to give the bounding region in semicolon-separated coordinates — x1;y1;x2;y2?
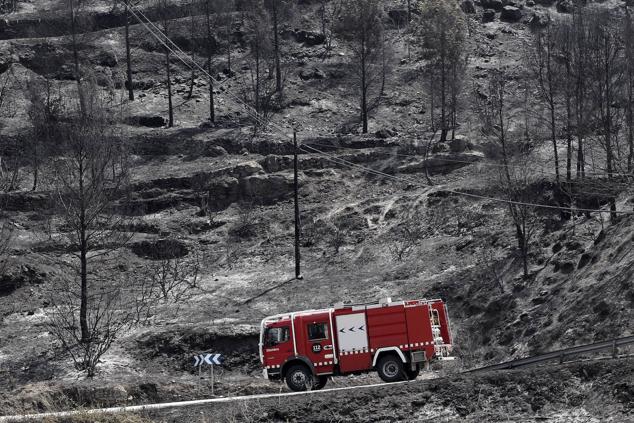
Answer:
262;322;293;371
301;313;336;375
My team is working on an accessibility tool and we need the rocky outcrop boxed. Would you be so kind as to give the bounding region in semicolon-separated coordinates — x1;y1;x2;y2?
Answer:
0;263;45;297
240;173;295;204
130;238;189;260
0;192;52;212
128;115;166;128
293;30;326;46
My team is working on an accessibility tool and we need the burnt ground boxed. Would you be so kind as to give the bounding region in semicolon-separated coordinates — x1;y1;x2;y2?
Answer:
0;0;633;420
147;358;634;422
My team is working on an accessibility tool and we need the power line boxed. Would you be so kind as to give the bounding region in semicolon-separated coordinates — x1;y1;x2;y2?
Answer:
302;143;633;198
128;4;296;138
301;144;634;216
127;5;270;129
127;6;632;217
305;142;634;179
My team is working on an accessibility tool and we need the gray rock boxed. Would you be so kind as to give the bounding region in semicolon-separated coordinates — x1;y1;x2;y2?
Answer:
97;50;118;67
375;128;398;139
299;68;326;80
133;115;166;128
232;161;264;178
388;9;410;25
449;136;472;153
529;10;551;27
501;5;522;21
483;8;497;22
556;0;573;13
482;0;504;10
461;0;476;13
204;145;228;158
295;30;326;46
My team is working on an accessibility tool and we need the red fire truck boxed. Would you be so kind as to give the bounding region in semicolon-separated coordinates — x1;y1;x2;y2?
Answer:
259;297;453;391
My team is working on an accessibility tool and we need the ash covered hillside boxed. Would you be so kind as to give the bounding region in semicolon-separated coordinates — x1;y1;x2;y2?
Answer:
0;0;633;420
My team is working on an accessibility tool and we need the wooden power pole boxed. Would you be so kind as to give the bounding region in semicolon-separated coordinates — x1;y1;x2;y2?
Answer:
293;131;302;279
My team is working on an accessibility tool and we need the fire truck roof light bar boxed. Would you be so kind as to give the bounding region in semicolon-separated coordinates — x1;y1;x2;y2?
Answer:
333;298;445;310
262;299;446;324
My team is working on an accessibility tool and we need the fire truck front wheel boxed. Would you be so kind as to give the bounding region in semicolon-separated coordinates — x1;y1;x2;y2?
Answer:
285;364;314;392
377;354;406;383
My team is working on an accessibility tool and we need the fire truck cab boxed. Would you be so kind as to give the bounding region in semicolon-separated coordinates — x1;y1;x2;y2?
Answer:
259;297;453;391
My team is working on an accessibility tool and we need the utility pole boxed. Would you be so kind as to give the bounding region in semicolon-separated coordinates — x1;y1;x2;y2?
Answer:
293;131;302;280
125;0;134;101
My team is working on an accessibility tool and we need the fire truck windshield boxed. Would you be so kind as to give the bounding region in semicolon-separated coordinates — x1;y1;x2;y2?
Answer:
265;326;290;346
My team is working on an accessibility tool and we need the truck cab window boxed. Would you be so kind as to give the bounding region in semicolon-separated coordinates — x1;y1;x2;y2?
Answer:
308;323;328;341
265;326;289;346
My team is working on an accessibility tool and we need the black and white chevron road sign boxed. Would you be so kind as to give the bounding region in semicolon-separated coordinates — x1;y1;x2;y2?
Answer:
193;353;224;367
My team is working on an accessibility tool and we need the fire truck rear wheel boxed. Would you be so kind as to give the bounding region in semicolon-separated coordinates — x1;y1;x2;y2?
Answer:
285;364;314;392
313;375;328;390
377;354;405;383
406;366;420;380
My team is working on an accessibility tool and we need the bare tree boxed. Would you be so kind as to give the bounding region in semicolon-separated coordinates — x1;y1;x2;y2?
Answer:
50;81;131;351
202;0;232;122
241;4;277;129
123;0;136;101
336;0;386;134
625;6;634;173
554;19;576;182
532;24;562;182
320;0;343;56
572;6;590;179
416;0;466;142
156;0;175;127
0;68;21;193
477;71;537;278
68;0;93;115
388;219;424;262
263;0;293;94
146;248;201;303
48;269;139;377
496;154;539;279
587;10;622;223
26;76;64;191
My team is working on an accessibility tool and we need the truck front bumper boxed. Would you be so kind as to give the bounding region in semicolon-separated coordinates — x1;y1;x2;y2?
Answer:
262;368;282;380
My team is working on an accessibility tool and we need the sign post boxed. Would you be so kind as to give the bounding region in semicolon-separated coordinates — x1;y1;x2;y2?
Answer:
192;353;224;395
210;363;214;395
